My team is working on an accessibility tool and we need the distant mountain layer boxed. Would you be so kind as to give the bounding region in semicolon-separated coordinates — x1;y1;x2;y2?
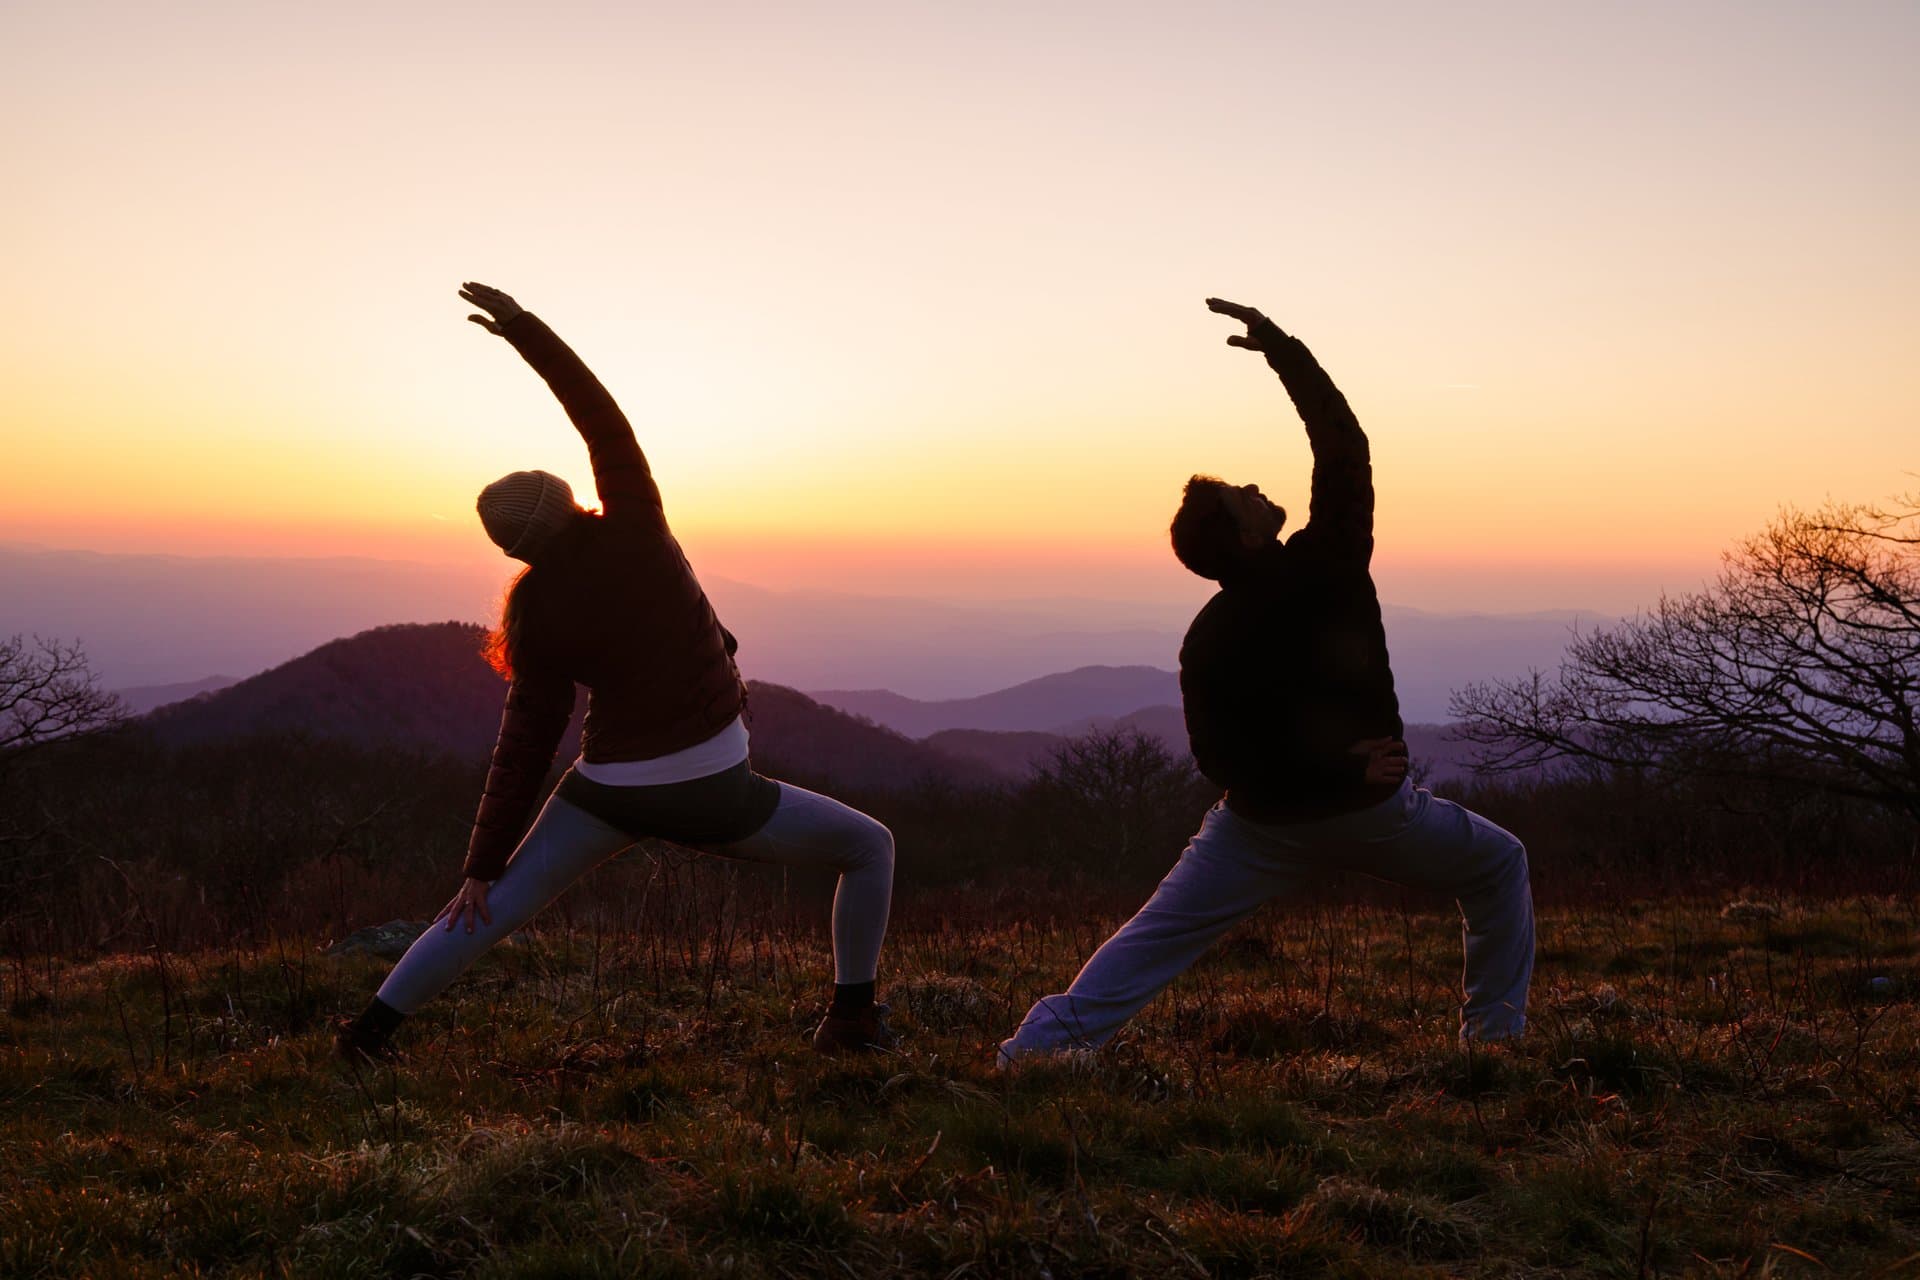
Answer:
1;545;506;689
141;622;998;792
1050;704;1190;747
924;710;1480;785
131;620;1488;791
0;544;1185;697
3;544;1603;718
813;665;1183;737
740;684;999;791
922;729;1065;780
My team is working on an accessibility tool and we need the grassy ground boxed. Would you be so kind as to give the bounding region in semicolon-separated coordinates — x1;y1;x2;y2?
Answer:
5;894;1920;1278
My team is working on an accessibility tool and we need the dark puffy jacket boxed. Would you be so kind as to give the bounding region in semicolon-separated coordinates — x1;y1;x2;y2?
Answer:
1180;323;1404;823
463;314;745;880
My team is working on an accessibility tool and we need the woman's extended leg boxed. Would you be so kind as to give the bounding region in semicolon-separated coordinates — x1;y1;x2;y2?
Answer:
374;793;635;1014
705;781;895;986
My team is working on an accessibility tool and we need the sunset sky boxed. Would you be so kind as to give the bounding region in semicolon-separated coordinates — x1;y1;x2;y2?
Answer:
5;0;1913;614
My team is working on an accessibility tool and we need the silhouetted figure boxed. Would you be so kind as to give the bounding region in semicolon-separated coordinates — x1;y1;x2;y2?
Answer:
999;299;1534;1064
338;284;896;1063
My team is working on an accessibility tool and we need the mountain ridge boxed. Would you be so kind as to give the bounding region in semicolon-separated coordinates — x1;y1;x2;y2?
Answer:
132;627;1485;788
115;675;241;716
923;709;1479;785
811;665;1183;737
141;623;1001;792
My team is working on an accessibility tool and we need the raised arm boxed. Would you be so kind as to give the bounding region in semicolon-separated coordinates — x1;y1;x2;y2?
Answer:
1206;297;1374;559
462;283;663;519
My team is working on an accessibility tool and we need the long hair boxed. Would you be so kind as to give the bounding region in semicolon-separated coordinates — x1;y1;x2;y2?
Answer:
483;566;532;678
483;511;596;679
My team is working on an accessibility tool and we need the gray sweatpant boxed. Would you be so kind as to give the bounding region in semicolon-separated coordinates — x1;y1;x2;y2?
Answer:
1000;781;1533;1063
376;781;895;1014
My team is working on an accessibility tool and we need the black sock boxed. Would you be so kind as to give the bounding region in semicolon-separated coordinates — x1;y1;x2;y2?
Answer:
830;981;875;1016
353;996;405;1043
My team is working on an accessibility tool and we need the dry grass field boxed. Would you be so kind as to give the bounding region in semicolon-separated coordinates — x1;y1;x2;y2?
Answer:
6;893;1920;1278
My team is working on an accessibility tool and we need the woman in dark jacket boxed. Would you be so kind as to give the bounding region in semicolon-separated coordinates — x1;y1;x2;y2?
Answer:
338;284;895;1060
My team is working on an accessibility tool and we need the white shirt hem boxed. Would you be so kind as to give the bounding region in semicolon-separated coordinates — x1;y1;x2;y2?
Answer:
571;715;750;787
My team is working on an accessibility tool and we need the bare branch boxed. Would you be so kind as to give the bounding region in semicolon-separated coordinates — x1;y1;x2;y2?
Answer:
1450;496;1920;824
0;635;127;770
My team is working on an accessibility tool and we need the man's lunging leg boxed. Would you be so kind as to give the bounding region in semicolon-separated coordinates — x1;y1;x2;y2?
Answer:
1342;788;1534;1039
1000;804;1292;1064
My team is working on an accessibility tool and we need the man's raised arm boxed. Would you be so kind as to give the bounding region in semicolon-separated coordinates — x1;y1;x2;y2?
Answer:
461;282;663;518
1206;297;1374;559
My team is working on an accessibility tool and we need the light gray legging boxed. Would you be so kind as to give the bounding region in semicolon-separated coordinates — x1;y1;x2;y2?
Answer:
376;781;895;1014
1001;780;1534;1062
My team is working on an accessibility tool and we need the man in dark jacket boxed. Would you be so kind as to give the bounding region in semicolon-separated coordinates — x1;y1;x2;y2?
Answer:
999;298;1534;1064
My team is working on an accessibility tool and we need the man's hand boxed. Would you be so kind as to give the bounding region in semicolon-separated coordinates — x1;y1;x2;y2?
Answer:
1206;297;1280;353
1349;736;1410;787
460;282;525;335
436;877;495;934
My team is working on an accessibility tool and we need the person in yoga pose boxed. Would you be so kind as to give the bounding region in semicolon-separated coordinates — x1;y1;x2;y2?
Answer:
337;283;896;1062
998;298;1534;1064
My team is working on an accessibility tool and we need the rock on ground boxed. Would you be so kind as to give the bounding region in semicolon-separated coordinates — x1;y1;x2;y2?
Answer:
326;920;431;959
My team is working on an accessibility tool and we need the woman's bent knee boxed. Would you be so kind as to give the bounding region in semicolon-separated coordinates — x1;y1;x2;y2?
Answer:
854;817;895;874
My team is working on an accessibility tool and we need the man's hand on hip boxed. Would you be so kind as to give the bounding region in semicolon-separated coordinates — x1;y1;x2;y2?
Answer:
1350;737;1410;786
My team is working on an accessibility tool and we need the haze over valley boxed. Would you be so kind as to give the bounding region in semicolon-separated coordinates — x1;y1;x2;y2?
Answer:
6;543;1603;724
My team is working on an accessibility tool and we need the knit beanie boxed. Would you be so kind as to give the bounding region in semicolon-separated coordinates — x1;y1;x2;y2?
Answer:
477;470;579;562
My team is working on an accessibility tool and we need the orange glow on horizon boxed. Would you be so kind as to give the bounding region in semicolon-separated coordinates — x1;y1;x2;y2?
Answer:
4;2;1914;623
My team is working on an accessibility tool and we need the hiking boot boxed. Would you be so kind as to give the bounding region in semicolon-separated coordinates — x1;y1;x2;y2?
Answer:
333;1016;400;1066
811;1001;898;1055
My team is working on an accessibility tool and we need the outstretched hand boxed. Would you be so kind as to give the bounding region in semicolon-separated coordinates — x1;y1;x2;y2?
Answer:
460;282;525;335
1350;737;1411;787
1206;297;1279;353
436;877;494;934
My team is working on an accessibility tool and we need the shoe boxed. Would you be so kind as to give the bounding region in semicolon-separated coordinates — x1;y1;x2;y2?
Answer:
811;1001;898;1055
333;1016;400;1066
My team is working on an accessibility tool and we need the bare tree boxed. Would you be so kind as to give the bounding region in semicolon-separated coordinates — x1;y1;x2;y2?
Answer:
1451;495;1920;822
1029;726;1200;865
0;635;126;769
0;637;125;942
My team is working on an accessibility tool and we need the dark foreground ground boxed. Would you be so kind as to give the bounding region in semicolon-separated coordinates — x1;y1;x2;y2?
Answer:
6;896;1920;1278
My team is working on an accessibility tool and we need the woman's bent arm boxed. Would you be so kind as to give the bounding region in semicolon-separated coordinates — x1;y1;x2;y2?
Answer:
463;671;576;882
